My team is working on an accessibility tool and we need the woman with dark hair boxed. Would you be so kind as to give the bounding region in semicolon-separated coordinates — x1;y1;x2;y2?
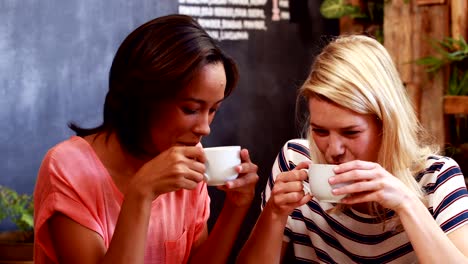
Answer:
34;14;258;264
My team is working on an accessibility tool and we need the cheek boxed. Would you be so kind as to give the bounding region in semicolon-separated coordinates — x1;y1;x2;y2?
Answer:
312;134;327;153
352;137;378;161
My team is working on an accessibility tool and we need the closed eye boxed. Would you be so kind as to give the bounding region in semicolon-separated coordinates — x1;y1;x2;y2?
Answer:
311;128;329;136
182;107;198;114
342;130;361;138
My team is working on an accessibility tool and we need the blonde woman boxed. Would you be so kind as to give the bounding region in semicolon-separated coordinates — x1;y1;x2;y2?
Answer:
238;35;468;263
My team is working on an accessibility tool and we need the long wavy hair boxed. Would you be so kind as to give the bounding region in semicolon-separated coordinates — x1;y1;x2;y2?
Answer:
299;35;438;217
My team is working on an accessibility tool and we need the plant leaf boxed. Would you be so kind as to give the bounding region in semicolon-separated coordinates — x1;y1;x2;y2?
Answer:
320;0;361;19
0;185;34;231
448;70;460;95
415;56;444;73
20;214;33;229
458;72;468;95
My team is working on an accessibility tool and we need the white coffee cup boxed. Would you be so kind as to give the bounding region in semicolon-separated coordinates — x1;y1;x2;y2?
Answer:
303;164;350;203
203;146;241;186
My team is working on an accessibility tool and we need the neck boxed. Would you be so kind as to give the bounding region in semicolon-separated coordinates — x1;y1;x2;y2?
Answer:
85;132;145;192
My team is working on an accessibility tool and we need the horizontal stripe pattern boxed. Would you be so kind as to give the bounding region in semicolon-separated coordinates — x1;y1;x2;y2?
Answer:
261;139;468;263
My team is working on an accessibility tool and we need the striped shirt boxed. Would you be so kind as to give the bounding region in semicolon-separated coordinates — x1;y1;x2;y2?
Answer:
261;139;468;263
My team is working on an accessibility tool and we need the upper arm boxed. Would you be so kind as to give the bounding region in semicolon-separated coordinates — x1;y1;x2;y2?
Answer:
447;224;468;257
49;212;106;264
189;224;209;258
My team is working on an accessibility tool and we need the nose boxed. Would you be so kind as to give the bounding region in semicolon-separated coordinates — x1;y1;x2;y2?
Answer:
193;113;211;136
327;133;345;162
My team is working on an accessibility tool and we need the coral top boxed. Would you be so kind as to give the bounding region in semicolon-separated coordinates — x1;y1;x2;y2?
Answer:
34;136;210;264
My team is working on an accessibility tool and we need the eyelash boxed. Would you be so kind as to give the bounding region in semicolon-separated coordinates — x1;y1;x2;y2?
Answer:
182;107;218;115
182;108;198;114
312;128;328;135
311;129;360;137
344;131;359;135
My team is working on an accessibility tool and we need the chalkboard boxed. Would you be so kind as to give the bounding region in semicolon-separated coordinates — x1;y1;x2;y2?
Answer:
0;0;338;261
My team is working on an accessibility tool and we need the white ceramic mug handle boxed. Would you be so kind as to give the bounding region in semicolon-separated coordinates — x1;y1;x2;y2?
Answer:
301;168;311;195
302;181;311;195
203;160;210;182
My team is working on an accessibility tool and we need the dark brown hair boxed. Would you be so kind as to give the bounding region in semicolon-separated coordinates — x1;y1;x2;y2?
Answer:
70;14;239;157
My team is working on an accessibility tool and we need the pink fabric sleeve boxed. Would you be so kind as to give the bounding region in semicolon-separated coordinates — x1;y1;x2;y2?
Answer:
34;144;110;262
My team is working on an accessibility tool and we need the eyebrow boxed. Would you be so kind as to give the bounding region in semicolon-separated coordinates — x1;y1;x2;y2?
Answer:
309;122;363;130
180;97;224;104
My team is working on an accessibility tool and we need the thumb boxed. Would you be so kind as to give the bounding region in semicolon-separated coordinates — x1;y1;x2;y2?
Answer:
294;161;312;170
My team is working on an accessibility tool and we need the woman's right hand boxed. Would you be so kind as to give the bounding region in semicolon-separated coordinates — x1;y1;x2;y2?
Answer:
267;161;312;217
128;146;206;200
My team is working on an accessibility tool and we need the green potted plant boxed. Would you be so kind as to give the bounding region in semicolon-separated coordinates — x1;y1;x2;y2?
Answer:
0;185;34;263
416;36;468;97
319;0;385;43
416;36;468;179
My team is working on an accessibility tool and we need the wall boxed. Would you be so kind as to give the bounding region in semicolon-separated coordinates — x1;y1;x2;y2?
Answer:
0;0;338;261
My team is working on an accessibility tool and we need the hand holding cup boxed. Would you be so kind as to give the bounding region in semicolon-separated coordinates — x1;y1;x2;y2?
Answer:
303;164;351;203
203;146;241;186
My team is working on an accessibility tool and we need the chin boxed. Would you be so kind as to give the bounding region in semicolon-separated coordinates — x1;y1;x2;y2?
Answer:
175;142;199;147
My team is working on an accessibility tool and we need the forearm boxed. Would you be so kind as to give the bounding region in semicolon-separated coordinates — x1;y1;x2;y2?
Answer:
236;203;289;264
189;200;250;264
398;198;467;263
103;192;152;264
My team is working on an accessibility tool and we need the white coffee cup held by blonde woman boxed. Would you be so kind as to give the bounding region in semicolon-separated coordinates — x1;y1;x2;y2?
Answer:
203;146;241;186
303;164;351;203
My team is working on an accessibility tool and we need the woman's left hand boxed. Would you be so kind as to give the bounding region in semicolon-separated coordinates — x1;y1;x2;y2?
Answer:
217;148;259;207
330;160;419;212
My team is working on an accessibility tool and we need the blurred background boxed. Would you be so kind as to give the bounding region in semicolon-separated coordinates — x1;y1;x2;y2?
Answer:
1;0;466;263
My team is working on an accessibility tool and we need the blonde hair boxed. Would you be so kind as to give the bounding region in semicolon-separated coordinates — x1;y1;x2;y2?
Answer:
299;35;438;215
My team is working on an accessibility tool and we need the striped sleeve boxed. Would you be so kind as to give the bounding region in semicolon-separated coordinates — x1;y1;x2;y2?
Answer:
261;139;311;209
260;139;312;242
420;156;468;233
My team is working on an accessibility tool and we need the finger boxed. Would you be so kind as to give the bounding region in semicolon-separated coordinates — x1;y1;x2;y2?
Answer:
276;170;308;183
236;160;258;175
170;170;204;191
334;160;377;174
330;169;379;185
239;148;251;163
236;149;252;174
299;194;313;205
272;191;307;204
183;146;206;163
181;170;205;183
272;180;306;195
186;159;206;174
332;179;381;196
179;178;202;190
287;169;309;182
222;173;258;189
340;191;375;204
294;161;312;171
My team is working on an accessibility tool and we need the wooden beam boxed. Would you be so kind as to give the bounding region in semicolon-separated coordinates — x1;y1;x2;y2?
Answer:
413;3;450;147
384;0;413;83
444;96;468;114
451;0;468;39
416;0;446;5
